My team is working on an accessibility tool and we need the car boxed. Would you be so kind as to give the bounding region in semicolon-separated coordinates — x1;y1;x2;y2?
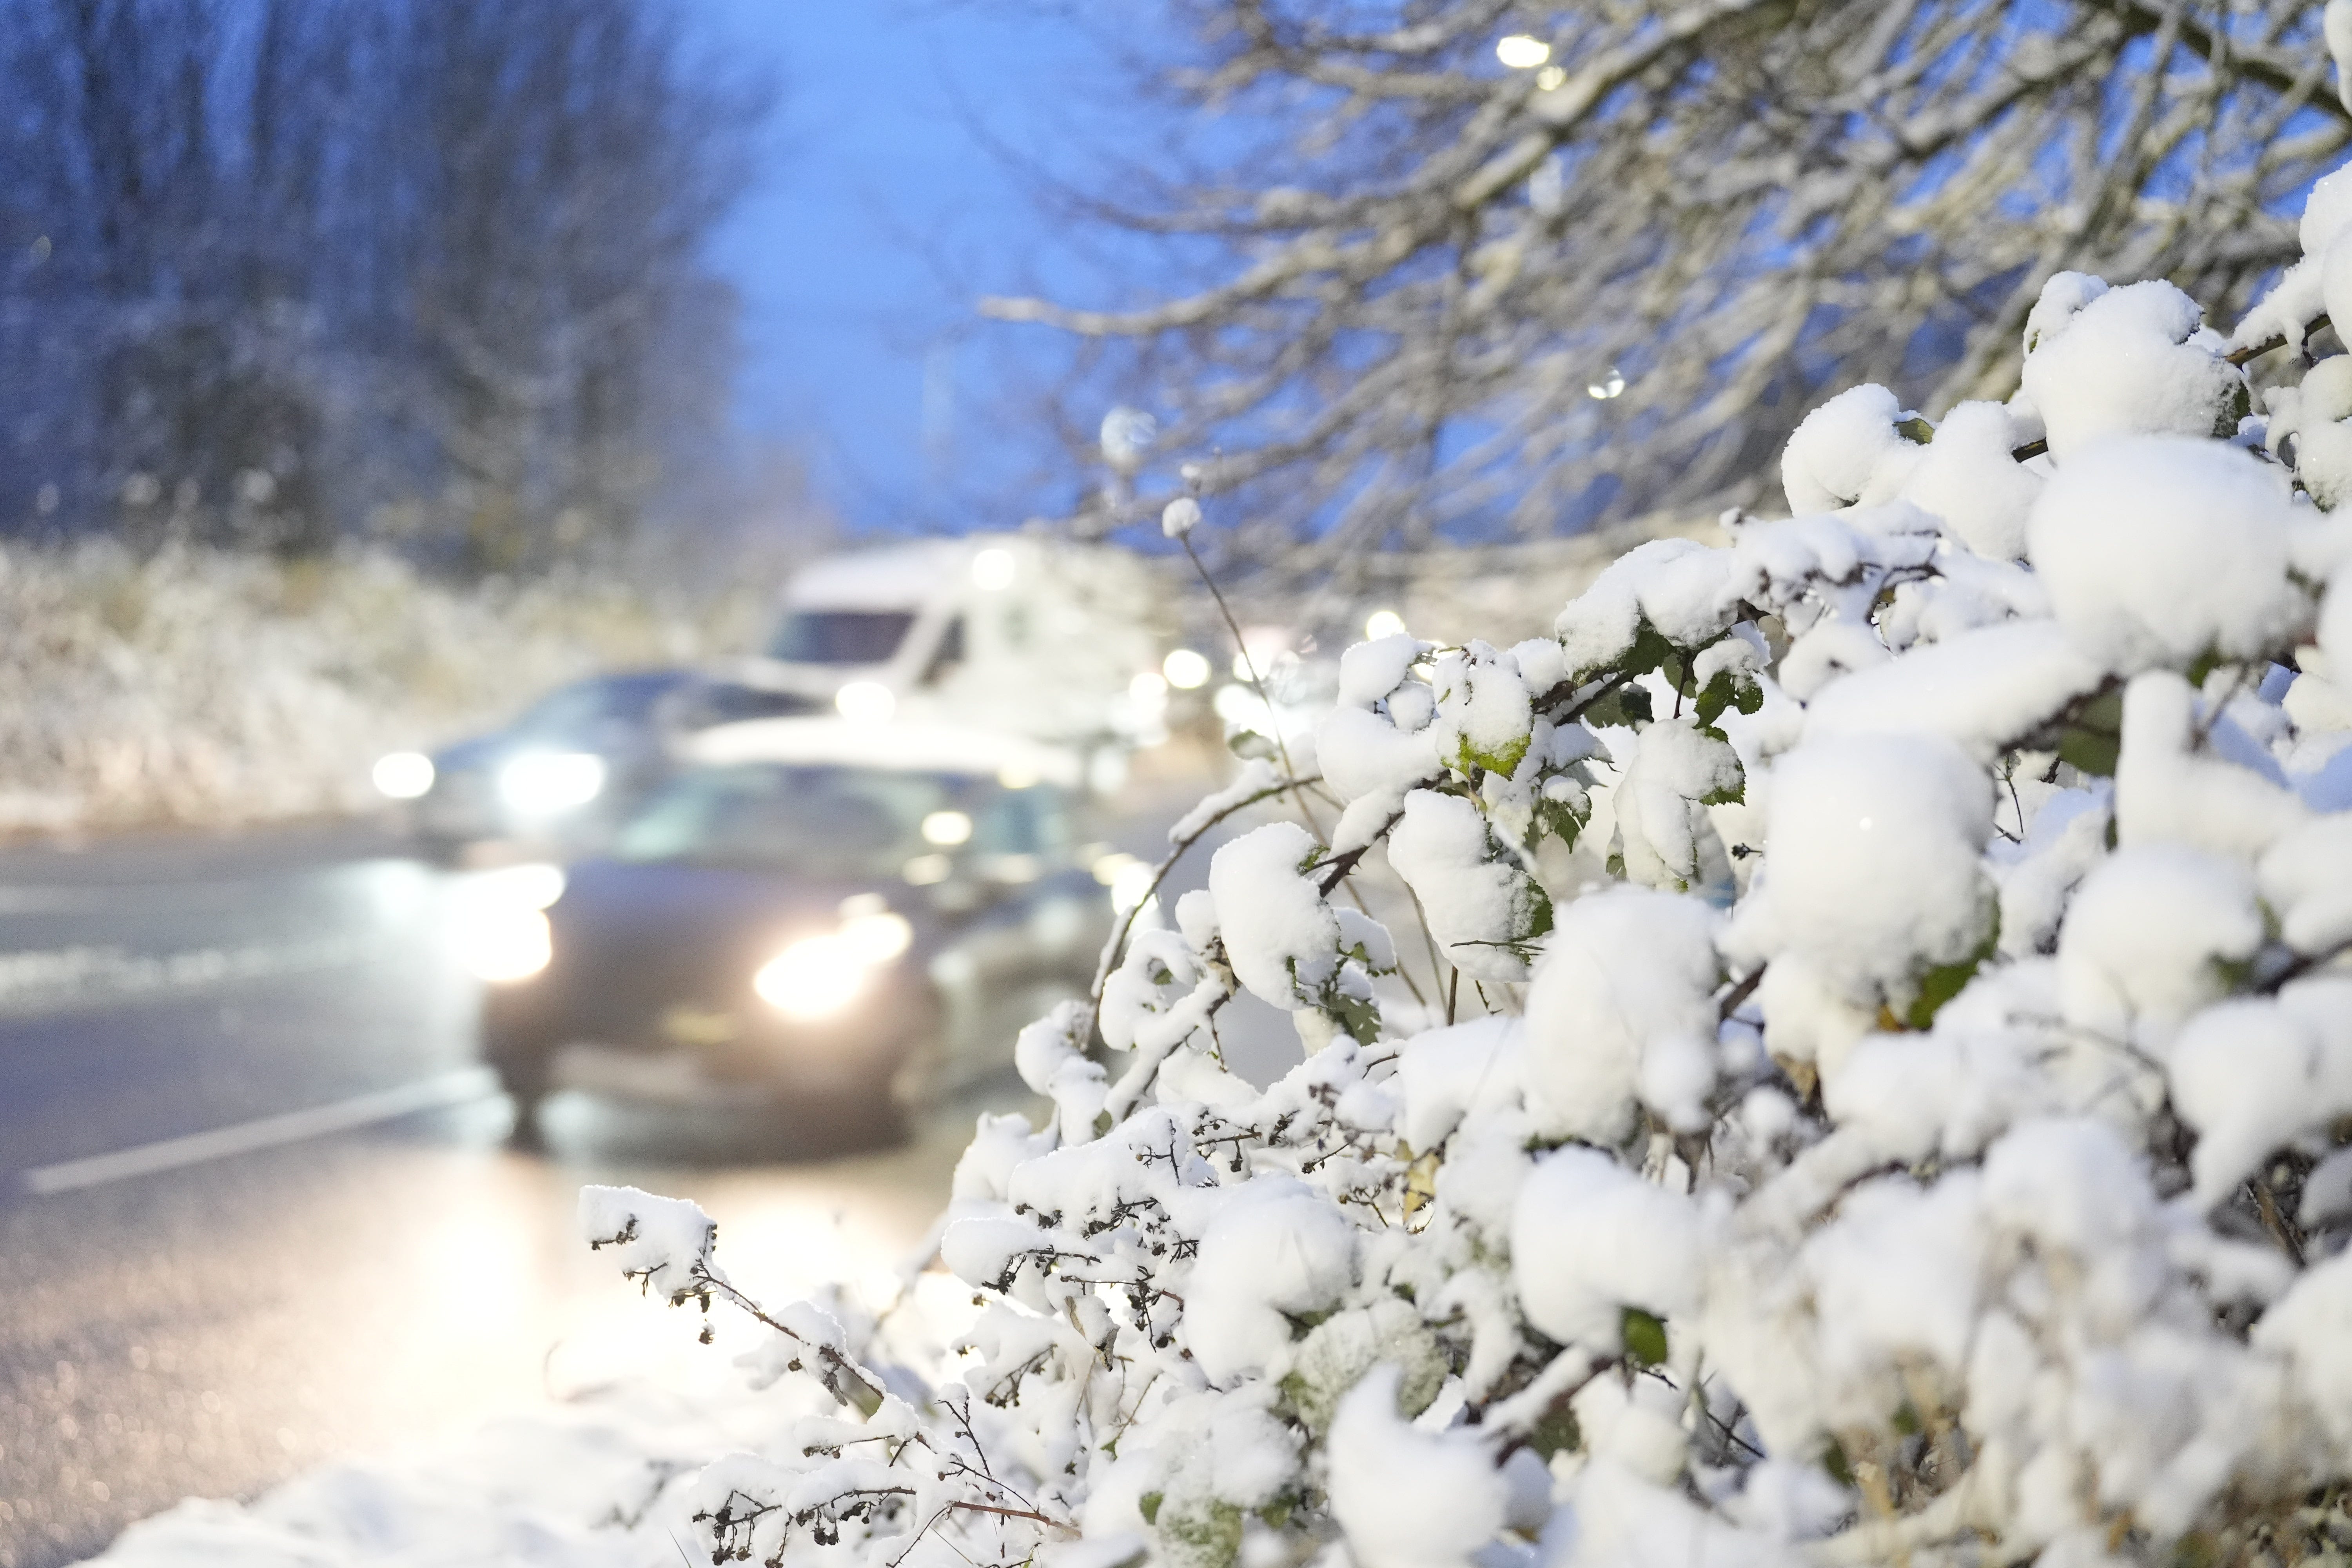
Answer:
375;669;699;858
465;718;1116;1149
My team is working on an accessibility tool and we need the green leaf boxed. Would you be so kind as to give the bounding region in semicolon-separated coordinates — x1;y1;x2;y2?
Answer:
1699;750;1747;808
1906;917;1999;1030
2172;1530;2221;1568
1621;1306;1668;1368
1326;989;1382;1046
2210;378;2252;439
1693;664;1764;726
1821;1437;1855;1489
1530;1400;1583;1459
1584;684;1653;728
2053;686;2123;777
1456;732;1531;779
1894;415;1935;445
1534;795;1589;850
1622;624;1678;680
1140;1492;1164;1526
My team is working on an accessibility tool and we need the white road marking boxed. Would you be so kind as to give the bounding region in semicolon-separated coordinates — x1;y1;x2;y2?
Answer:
0;935;370;1015
19;1067;500;1196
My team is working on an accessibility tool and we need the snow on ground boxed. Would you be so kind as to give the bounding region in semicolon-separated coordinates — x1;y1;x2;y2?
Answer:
87;1382;769;1568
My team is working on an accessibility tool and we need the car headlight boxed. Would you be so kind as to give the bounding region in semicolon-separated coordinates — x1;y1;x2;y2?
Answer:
459;904;552;983
455;864;563;982
753;909;913;1020
373;751;436;799
497;751;606;815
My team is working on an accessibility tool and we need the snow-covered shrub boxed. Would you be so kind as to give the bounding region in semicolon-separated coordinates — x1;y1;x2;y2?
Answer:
585;181;2352;1568
0;540;760;830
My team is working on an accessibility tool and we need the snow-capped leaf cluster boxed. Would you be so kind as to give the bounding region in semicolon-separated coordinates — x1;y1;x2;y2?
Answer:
590;180;2352;1568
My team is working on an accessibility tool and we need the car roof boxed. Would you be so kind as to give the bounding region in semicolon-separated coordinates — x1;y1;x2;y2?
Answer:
679;717;1084;786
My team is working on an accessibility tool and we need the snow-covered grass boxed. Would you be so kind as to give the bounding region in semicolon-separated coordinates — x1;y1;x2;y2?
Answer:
0;541;766;833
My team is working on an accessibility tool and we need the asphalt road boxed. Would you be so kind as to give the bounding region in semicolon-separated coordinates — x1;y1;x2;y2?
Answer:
0;822;988;1568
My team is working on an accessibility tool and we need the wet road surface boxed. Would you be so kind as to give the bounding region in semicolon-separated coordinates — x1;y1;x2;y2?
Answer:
0;823;988;1568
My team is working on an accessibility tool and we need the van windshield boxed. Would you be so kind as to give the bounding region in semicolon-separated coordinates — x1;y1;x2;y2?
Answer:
767;611;915;665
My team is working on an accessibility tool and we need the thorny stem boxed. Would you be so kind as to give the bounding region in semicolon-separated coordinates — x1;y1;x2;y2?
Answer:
884;1500;1079;1568
695;1269;888;1417
1314;811;1406;895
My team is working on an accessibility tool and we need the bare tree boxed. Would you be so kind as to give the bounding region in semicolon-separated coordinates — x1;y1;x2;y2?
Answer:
396;0;766;575
985;0;2350;568
0;0;767;575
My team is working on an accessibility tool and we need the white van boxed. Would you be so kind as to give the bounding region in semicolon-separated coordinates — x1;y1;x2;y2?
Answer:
704;534;1172;752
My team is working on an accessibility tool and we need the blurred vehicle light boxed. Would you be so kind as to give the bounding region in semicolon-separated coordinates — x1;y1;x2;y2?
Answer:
902;853;952;886
1364;609;1408;641
835;680;895;724
753;895;911;1018
479;863;565;909
460;904;552;983
1162;648;1210;690
373;751;436;799
1214;684;1272;726
971;547;1016;590
1090;850;1158;914
921;809;973;846
753;935;864;1017
497;751;606;814
840;909;913;964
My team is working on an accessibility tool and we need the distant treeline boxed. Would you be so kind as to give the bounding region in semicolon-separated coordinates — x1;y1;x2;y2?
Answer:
0;0;767;575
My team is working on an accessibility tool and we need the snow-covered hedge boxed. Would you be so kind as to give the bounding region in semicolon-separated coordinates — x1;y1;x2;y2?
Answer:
0;540;758;831
583;174;2352;1568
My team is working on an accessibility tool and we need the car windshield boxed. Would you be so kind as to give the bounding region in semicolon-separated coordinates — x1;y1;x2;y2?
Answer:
766;610;915;665
512;673;685;737
611;762;1045;877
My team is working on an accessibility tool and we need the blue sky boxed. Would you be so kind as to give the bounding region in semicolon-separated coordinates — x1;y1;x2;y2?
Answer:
700;2;1155;536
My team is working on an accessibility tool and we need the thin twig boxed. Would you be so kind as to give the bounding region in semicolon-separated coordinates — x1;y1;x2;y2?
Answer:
1314;811;1406;895
1717;965;1765;1022
1087;773;1320;1018
1178;532;1321;835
